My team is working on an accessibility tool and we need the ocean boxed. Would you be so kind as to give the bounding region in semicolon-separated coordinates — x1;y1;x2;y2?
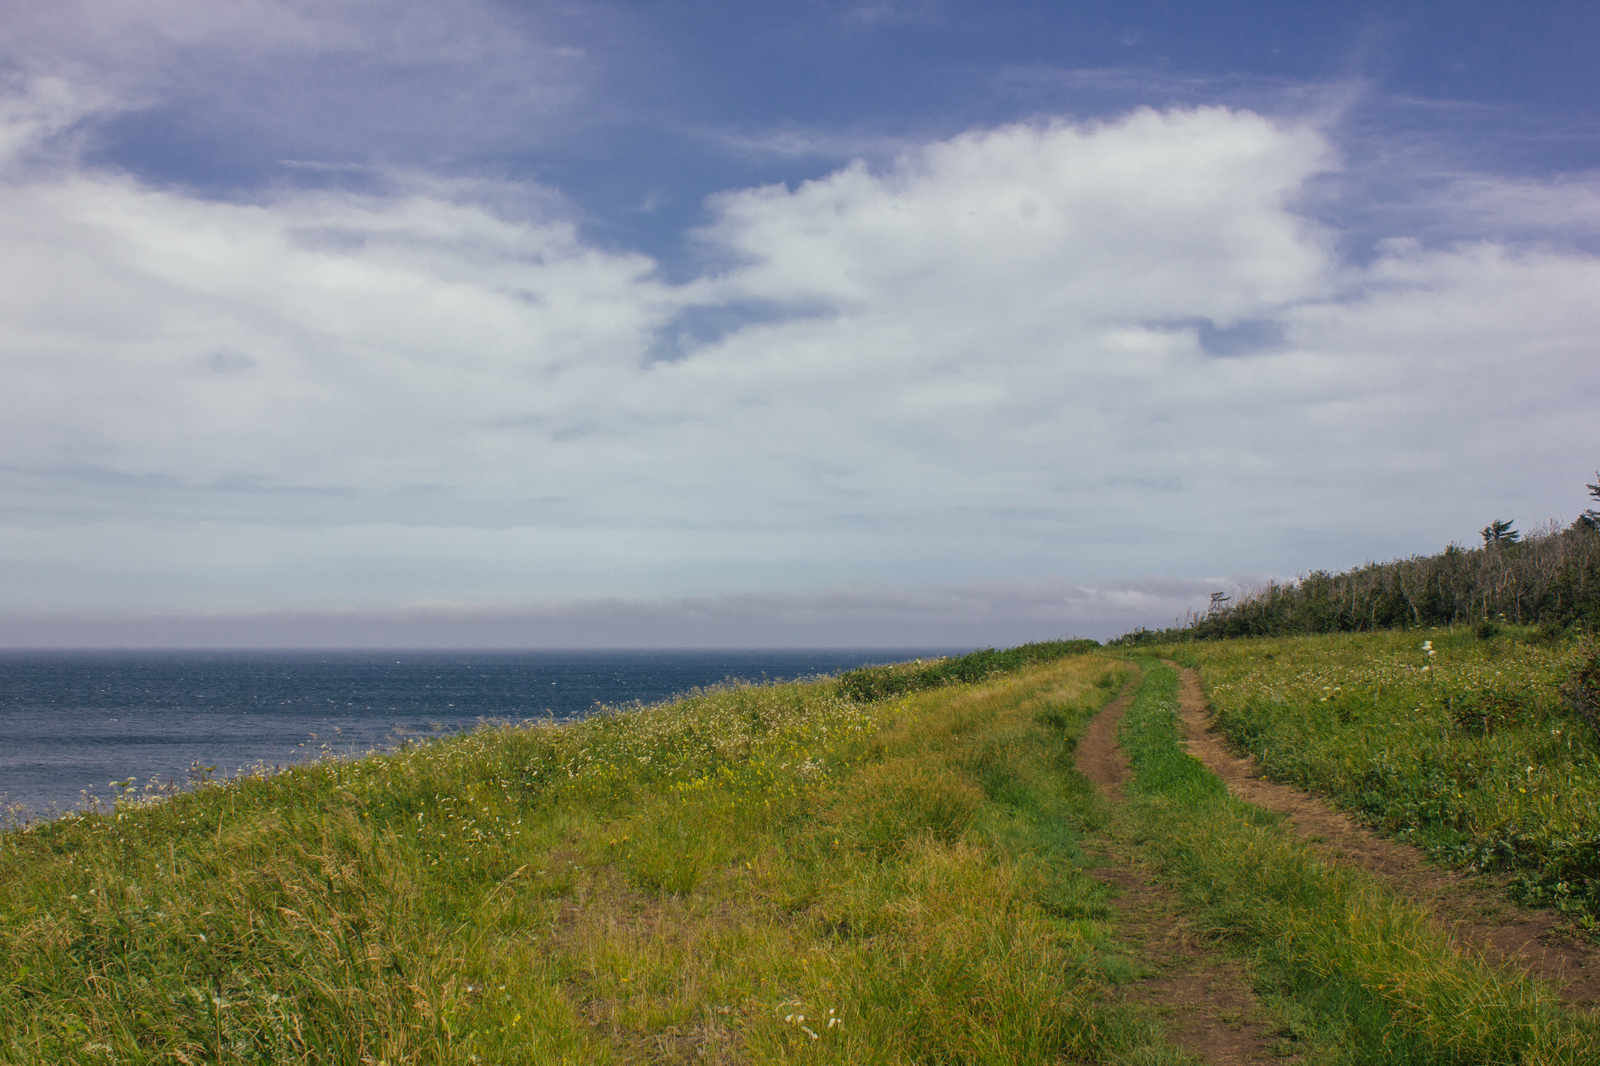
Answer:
0;648;954;819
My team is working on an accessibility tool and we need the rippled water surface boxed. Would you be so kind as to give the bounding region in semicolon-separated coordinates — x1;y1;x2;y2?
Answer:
0;648;951;817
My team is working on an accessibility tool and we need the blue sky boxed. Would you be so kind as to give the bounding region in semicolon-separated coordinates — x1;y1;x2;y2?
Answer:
1;1;1597;646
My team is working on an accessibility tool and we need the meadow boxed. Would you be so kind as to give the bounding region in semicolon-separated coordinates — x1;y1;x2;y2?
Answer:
5;633;1600;1064
1172;627;1600;921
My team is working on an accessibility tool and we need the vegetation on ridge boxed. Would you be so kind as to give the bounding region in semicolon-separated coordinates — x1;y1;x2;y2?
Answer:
835;638;1100;702
1115;476;1600;644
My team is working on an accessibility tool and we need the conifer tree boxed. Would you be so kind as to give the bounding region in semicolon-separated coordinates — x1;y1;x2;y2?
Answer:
1481;518;1519;546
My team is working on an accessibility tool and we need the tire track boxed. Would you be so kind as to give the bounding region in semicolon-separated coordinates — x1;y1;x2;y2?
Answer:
1080;672;1296;1064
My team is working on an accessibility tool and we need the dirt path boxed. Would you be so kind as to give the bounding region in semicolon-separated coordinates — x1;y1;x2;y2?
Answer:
1167;661;1600;1009
1080;676;1298;1064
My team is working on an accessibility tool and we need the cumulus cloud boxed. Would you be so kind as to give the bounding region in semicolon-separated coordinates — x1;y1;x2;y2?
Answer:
701;109;1333;312
1;66;1598;633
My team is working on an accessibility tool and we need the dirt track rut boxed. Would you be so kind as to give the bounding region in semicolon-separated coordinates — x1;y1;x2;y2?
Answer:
1080;672;1294;1064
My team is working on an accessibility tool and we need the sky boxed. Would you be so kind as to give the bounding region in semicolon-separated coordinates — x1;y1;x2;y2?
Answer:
1;0;1597;647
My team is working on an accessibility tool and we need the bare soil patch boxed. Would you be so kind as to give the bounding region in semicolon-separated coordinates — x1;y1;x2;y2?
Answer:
1078;681;1136;798
1168;661;1600;1009
1081;676;1294;1063
1089;854;1303;1065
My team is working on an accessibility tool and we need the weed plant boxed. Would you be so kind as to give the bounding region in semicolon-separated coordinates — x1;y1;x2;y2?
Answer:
1174;630;1600;919
1117;661;1600;1064
0;657;1169;1065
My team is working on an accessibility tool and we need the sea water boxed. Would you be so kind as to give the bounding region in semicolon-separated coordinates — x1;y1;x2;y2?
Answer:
0;648;954;819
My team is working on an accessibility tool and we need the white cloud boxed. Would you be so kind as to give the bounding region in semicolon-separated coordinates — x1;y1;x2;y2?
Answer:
0;171;671;491
700;108;1334;314
2;83;1598;631
1;0;589;173
1425;173;1600;240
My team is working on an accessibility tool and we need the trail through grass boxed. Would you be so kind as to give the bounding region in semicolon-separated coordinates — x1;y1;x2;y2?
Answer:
1172;630;1600;921
1113;659;1600;1065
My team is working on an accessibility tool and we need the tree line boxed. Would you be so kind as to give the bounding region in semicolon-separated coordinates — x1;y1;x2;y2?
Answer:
1115;475;1600;643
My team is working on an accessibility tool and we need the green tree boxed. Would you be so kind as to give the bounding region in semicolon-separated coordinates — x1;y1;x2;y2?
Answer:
1481;518;1520;546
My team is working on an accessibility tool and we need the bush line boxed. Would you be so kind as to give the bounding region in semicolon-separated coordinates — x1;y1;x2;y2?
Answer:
836;638;1100;701
1114;520;1600;645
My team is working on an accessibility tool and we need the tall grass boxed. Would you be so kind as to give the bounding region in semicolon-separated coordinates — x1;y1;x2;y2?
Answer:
1;657;1170;1064
1116;661;1600;1065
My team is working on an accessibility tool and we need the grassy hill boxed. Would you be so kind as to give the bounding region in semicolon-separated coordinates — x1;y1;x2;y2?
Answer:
3;645;1149;1065
5;633;1600;1064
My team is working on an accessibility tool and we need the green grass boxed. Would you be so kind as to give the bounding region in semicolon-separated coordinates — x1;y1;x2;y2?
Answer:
12;634;1597;1064
0;656;1177;1065
1115;659;1600;1065
1167;628;1600;920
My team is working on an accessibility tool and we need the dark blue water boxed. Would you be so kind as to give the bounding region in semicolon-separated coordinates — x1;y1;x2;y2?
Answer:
0;649;953;819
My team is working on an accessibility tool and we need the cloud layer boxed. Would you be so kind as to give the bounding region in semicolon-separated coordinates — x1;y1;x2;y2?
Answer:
1;27;1598;642
0;576;1230;649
